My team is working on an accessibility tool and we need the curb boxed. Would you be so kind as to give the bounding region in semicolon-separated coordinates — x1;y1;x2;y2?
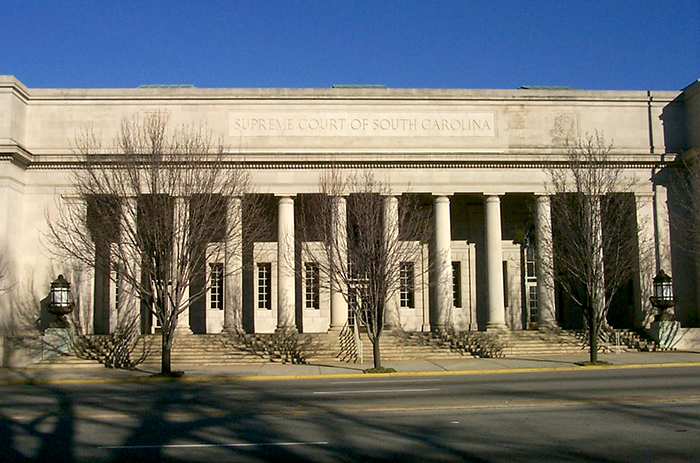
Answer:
3;361;700;387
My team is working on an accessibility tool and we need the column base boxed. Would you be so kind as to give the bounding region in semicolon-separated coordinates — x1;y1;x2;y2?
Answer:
486;322;508;332
223;325;243;334
538;321;560;331
174;325;193;335
431;324;451;335
275;325;298;334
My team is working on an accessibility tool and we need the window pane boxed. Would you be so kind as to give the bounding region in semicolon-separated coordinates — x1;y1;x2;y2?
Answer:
210;263;224;310
452;261;461;308
400;262;415;308
257;263;271;309
305;262;320;310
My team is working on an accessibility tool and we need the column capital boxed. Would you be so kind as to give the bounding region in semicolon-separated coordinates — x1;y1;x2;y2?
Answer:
432;192;454;198
277;196;295;207
535;195;552;207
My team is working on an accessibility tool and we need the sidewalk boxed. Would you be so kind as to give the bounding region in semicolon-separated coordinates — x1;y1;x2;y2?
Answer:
2;351;700;385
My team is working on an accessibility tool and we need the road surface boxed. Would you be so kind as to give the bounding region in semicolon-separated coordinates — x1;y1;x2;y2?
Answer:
1;365;699;462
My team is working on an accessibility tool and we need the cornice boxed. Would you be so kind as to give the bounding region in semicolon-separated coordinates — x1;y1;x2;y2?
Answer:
0;144;33;168
26;158;665;171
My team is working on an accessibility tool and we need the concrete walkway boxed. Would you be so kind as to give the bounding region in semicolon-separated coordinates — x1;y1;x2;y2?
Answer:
2;351;700;385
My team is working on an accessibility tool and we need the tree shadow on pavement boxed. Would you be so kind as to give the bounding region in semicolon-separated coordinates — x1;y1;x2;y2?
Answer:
0;370;699;462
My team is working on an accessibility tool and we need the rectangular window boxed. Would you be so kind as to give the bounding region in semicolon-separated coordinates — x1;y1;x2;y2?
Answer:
209;263;224;310
111;262;120;312
400;262;415;308
452;261;462;308
257;263;272;310
348;264;368;325
304;262;320;310
529;285;539;325
526;246;537;281
502;261;508;306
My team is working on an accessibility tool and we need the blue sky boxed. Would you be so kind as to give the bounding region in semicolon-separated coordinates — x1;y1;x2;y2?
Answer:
1;0;698;90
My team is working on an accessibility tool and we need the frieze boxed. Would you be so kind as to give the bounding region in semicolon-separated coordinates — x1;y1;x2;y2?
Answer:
229;111;496;137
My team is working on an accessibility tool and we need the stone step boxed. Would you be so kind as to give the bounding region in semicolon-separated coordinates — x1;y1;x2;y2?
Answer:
28;355;104;368
72;329;662;367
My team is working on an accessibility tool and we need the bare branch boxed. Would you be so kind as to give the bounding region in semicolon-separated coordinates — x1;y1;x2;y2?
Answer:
543;132;647;363
45;111;265;374
297;169;432;369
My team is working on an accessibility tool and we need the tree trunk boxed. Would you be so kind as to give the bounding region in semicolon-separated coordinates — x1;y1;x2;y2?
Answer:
372;338;382;369
589;317;598;364
161;327;173;375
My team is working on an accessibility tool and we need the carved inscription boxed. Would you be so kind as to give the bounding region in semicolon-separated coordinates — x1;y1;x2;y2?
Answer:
230;112;496;137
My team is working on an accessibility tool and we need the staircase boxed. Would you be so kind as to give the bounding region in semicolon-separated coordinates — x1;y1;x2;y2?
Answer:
136;334;296;369
308;330;469;363
500;330;586;357
309;329;590;362
40;328;669;369
602;329;674;353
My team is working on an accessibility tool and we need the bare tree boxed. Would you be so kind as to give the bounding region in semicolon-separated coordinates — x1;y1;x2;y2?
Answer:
47;111;263;375
0;252;11;296
297;170;432;370
543;133;645;364
667;154;700;257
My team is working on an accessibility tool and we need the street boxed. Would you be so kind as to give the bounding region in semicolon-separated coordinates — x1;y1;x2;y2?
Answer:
1;366;699;462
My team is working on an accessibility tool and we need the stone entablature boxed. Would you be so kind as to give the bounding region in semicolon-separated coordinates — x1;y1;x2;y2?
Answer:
0;76;681;161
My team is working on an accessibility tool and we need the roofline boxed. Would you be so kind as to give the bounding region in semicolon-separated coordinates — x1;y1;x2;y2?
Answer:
0;75;683;103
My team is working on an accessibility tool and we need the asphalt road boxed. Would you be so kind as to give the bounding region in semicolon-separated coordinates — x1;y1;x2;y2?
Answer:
1;366;699;462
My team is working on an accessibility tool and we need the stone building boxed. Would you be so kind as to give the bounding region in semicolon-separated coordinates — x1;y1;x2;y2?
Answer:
1;76;699;342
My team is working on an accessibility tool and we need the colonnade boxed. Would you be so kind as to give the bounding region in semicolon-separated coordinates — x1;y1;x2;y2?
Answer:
140;189;665;335
252;193;559;333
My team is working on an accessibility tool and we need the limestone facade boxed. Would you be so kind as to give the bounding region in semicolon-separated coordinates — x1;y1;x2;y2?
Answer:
1;75;699;335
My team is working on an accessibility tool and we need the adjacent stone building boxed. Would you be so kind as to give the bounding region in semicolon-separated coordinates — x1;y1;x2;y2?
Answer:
1;76;699;342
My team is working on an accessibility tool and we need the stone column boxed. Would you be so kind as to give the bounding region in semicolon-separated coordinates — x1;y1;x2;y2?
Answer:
383;195;400;329
535;195;557;328
330;196;348;330
122;197;145;333
224;196;243;332
636;192;657;327
485;195;507;330
173;197;192;334
589;196;606;326
434;195;452;330
277;196;296;331
653;185;672;274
